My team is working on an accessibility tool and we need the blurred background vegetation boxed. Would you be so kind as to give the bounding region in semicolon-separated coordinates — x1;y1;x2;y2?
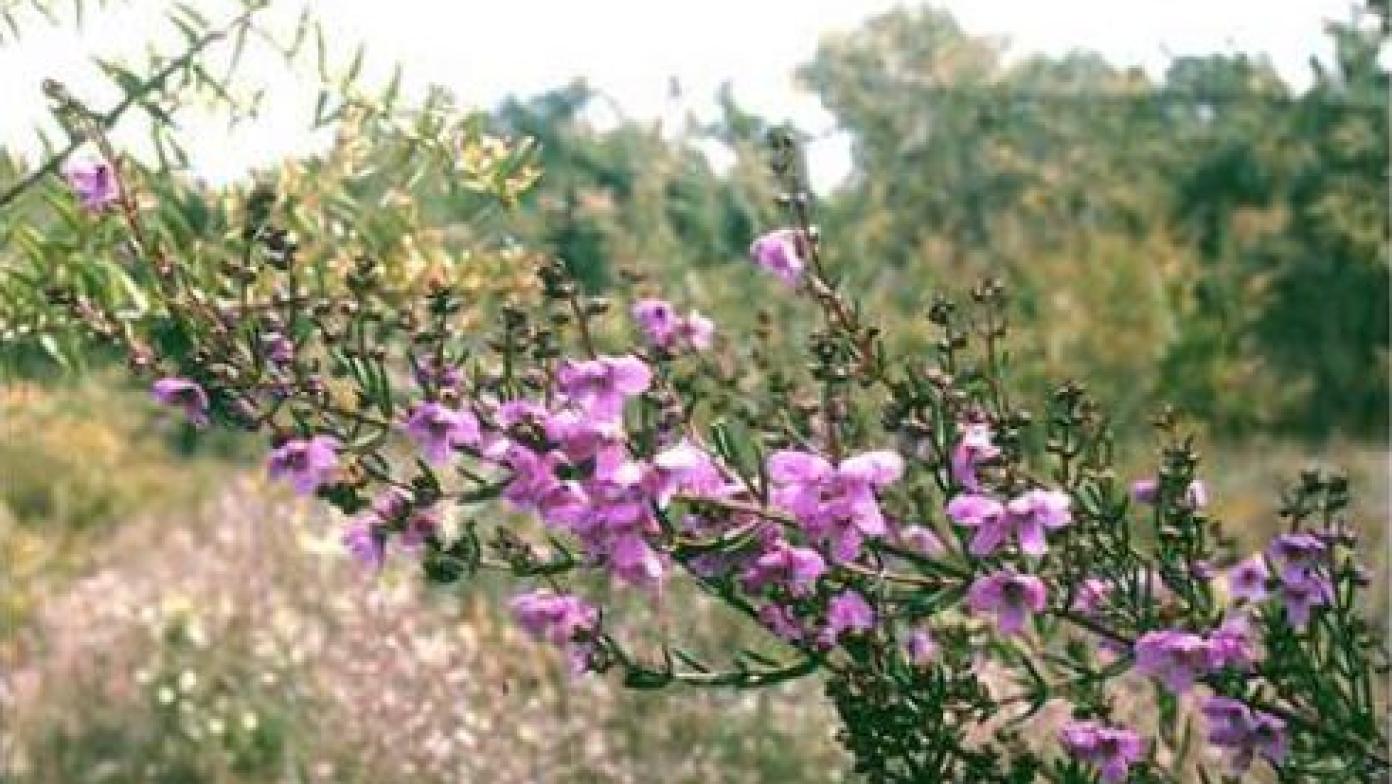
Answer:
0;1;1386;781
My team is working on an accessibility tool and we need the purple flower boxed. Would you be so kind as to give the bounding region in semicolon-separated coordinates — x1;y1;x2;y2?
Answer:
412;356;462;390
64;159;120;211
768;448;903;562
632;299;679;347
260;331;294;366
1266;533;1331;629
741;539;827;595
825;590;875;641
904;627;937;666
510;591;594;638
266;435;339;495
1279;571;1332;630
1133;630;1213;694
1070;577;1113;616
1201;697;1252;748
342;520;385;571
948;488;1071;557
556;355;651;421
609;532;664;588
1059;720;1145;783
967;570;1047;636
542;407;624;465
649;440;730;507
1248;713;1289;768
1129;478;1160;505
494;441;568;513
945;494;1005;553
837;450;905;485
1268;532;1326;580
759;603;804;642
1005;488;1072;555
748;228;806;285
151;376;210;427
404;402;480;464
1226;555;1270;603
397;507;440;549
675;310;714;350
510;590;600;673
897;524;945;556
633;299;716;352
951;422;999;490
1201;696;1288;774
1208;614;1259;670
1190;558;1216;580
368;486;412;523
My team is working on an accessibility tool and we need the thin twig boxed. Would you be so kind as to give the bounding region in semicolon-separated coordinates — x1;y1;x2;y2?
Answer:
0;4;262;209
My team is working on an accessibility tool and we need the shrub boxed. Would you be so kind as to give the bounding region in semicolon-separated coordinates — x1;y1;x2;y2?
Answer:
11;98;1386;782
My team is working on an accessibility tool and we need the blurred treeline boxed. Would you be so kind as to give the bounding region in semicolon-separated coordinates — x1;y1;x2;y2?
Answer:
492;5;1390;442
0;3;1386;445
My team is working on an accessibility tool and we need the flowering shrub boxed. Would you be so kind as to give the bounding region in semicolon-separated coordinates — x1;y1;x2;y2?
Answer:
20;104;1389;781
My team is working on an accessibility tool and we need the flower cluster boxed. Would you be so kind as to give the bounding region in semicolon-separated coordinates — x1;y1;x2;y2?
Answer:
1268;533;1333;629
404;401;481;465
947;487;1072;557
767;449;903;562
1132;617;1257;695
341;488;441;571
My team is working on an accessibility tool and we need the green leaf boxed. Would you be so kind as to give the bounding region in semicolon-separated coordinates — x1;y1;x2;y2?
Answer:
171;2;207;30
109;264;149;314
283;5;308;56
312;89;329;127
344;43;364;87
167;12;199;44
671;648;711;673
382;63;402;109
227;19;249;76
314;21;328;81
736;648;781;668
2;10;21;42
38;332;71;369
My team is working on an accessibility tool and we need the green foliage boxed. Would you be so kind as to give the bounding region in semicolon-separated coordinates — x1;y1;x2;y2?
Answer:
0;375;242;635
483;5;1389;441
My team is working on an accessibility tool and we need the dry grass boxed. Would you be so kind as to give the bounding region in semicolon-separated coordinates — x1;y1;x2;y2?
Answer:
1;478;846;783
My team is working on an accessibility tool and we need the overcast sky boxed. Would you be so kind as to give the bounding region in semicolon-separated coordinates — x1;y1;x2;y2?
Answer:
0;0;1367;191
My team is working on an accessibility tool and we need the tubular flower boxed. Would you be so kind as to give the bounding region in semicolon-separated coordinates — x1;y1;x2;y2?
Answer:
266;435;340;496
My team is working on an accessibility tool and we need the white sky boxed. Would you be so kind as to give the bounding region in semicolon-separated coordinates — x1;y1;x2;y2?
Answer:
0;0;1365;191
